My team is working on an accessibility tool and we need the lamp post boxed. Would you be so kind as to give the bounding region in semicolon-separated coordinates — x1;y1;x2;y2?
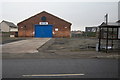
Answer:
105;14;108;25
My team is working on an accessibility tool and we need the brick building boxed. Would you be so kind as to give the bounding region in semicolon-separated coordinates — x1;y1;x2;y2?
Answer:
17;11;72;38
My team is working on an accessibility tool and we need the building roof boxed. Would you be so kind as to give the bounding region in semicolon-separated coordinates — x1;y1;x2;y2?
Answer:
18;11;72;25
116;20;120;23
1;20;17;28
86;27;97;28
100;21;120;27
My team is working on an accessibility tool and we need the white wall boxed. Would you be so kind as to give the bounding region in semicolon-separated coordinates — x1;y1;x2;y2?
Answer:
10;28;18;32
0;22;9;32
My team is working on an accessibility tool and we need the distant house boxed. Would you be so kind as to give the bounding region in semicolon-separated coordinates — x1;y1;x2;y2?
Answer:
84;27;98;38
71;30;83;34
85;27;97;32
0;20;18;37
71;30;84;38
0;20;18;32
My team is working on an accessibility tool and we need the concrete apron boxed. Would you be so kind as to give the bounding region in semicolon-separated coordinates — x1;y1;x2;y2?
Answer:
2;38;51;54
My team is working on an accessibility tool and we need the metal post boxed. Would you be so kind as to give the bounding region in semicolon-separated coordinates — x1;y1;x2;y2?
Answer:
105;14;108;25
98;27;101;51
106;14;108;25
117;27;119;50
111;28;114;50
117;27;119;39
106;27;109;53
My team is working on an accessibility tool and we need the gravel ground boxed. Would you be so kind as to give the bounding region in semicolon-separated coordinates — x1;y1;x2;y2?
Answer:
43;38;97;52
1;37;27;44
2;38;120;59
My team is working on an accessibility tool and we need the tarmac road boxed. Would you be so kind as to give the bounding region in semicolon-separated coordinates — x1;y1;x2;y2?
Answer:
2;59;119;78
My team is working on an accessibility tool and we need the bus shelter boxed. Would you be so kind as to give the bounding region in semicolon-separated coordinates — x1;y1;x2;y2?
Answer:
98;22;120;53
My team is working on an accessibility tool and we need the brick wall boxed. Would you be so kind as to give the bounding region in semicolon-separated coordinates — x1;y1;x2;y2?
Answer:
18;11;71;38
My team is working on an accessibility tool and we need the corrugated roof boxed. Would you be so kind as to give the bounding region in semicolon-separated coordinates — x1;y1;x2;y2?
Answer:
108;22;120;26
100;21;120;27
2;20;17;28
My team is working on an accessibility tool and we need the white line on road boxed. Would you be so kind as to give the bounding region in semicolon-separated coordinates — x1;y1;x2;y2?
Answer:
22;73;85;77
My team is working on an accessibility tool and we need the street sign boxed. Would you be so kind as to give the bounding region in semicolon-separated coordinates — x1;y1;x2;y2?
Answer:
39;22;48;25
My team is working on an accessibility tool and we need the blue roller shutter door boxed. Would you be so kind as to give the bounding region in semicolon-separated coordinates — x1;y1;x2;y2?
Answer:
35;25;53;38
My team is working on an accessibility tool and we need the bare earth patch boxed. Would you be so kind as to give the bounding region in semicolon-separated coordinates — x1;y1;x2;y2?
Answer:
2;38;119;59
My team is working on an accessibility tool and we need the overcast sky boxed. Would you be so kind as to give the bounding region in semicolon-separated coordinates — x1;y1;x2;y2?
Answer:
0;0;119;31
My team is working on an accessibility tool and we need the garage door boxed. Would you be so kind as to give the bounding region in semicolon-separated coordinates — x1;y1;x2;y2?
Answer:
35;25;53;38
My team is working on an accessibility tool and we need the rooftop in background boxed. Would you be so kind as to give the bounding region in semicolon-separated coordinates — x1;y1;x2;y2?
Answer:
116;20;120;23
1;20;18;28
100;20;120;27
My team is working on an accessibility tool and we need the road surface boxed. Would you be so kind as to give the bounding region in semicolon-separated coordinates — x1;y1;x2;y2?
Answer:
2;59;118;78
